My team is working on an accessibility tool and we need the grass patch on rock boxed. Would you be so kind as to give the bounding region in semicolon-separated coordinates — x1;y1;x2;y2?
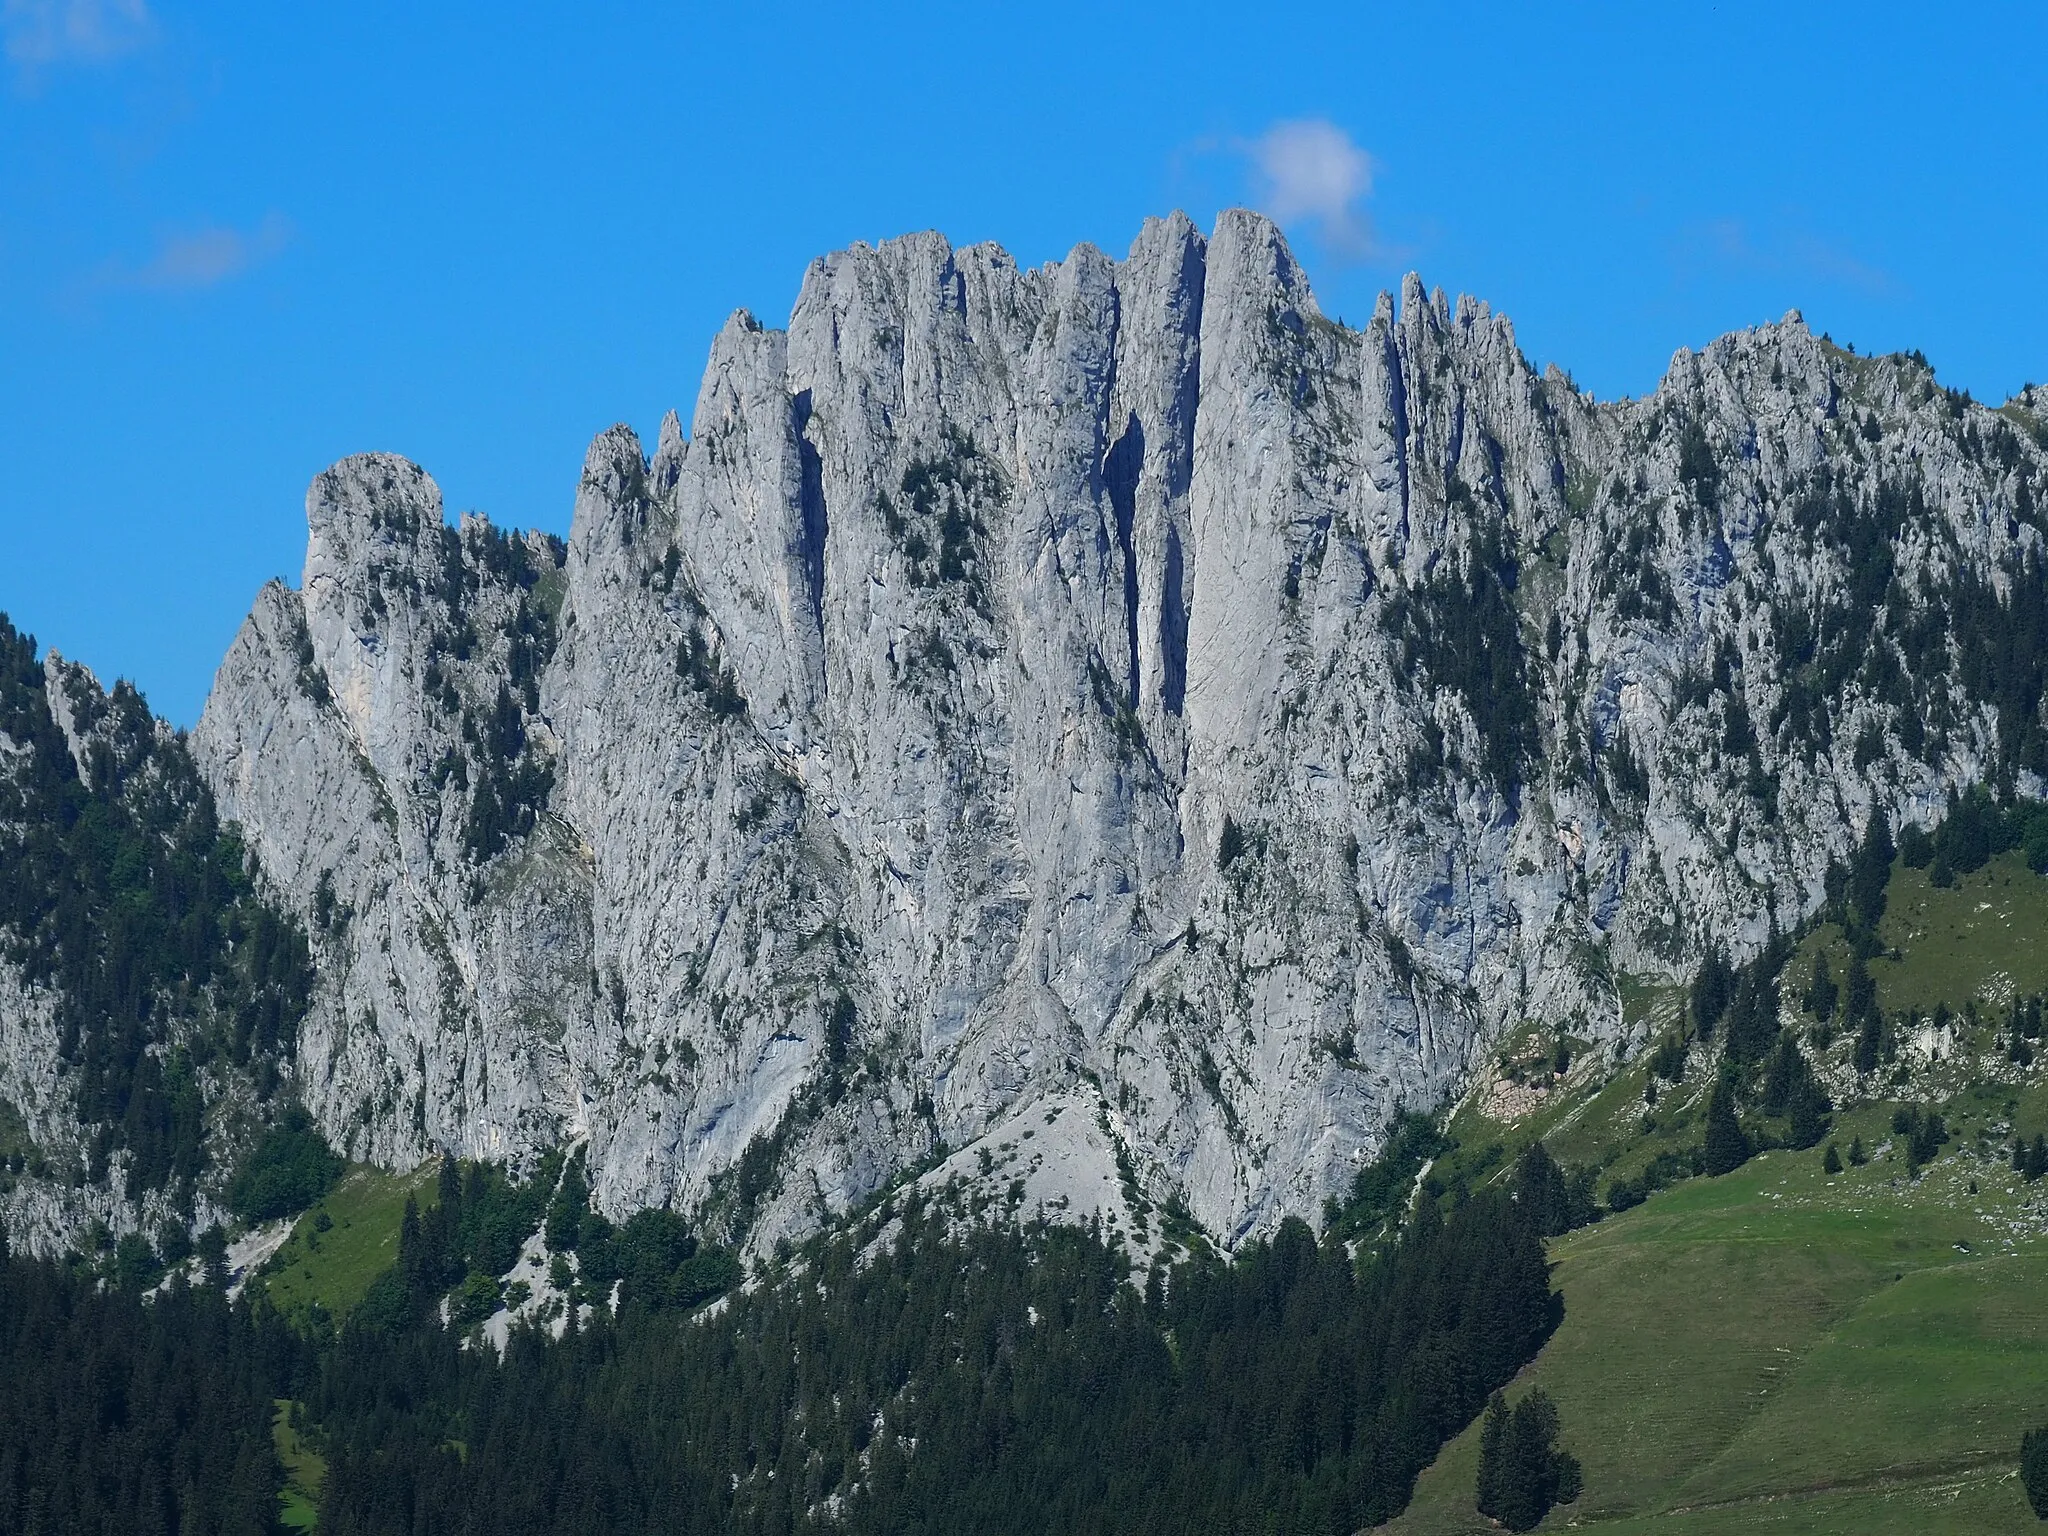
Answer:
257;1162;440;1330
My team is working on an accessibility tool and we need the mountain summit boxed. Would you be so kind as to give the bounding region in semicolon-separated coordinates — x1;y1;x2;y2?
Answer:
153;211;2048;1253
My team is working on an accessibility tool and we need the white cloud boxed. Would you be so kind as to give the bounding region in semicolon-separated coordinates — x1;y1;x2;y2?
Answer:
1672;216;1896;298
103;213;293;292
3;0;153;69
1247;119;1379;259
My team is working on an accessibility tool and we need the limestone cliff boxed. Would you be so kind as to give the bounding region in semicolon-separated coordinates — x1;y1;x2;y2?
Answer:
191;211;2048;1251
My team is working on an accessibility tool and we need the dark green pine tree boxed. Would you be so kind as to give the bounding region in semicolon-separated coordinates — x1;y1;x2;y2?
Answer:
1724;970;1783;1066
1691;947;1735;1040
1475;1393;1509;1522
431;1155;465;1283
1499;1398;1549;1530
1518;1145;1597;1233
1845;953;1882;1073
1760;1034;1795;1113
1762;1035;1832;1150
1477;1388;1582;1531
2023;1423;2048;1518
1702;1078;1750;1177
1787;1085;1831;1152
1846;814;1895;931
1823;1143;1843;1175
1514;1143;1572;1237
1805;952;1838;1022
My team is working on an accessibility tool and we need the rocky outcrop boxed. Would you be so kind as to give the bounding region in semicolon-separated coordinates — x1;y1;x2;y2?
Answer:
193;211;2048;1251
0;641;292;1255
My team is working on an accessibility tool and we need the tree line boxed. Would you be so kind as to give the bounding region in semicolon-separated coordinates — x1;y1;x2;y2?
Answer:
0;1114;1566;1536
0;1228;311;1536
309;1174;1558;1536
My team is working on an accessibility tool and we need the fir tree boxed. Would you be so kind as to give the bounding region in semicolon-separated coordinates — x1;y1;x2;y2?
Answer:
1846;954;1881;1073
1846;814;1895;931
1513;1142;1594;1238
1691;948;1735;1040
1724;971;1782;1065
1824;1143;1842;1174
1476;1387;1581;1531
1753;1028;1835;1146
1703;1077;1750;1176
2023;1423;2048;1518
1476;1393;1509;1521
1759;1034;1832;1148
1788;1085;1832;1151
1894;1107;1949;1172
1805;952;1839;1022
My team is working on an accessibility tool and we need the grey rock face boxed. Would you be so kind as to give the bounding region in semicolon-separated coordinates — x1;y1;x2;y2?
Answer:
0;651;267;1254
194;212;2048;1251
201;469;587;1176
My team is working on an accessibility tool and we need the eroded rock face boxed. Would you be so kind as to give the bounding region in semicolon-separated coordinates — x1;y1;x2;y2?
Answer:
193;211;2048;1250
0;645;295;1254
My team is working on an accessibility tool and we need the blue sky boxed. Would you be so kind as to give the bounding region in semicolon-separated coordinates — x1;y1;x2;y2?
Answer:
3;1;2044;724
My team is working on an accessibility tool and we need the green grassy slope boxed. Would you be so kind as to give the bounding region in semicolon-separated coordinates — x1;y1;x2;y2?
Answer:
272;1399;326;1531
1388;1138;2048;1532
1873;852;2048;1013
1385;853;2048;1533
257;1162;439;1329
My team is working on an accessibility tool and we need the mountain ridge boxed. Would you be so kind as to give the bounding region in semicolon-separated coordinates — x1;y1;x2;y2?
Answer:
9;207;2048;1257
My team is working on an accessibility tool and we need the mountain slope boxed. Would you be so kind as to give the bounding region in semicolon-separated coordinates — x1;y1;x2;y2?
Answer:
1388;841;2048;1532
0;617;312;1253
193;210;2048;1252
1391;1145;2048;1533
